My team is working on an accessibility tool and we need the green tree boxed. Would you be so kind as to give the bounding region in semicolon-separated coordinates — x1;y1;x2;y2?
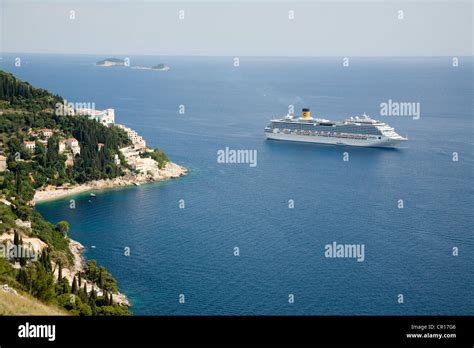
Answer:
56;221;69;236
71;276;78;294
13;231;20;246
57;260;62;281
30;263;56;302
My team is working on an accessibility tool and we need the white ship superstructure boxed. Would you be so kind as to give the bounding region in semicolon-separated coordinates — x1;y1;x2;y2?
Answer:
265;108;407;147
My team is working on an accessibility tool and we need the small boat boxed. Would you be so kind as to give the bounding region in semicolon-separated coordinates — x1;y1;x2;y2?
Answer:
134;182;141;186
90;193;96;197
91;246;96;249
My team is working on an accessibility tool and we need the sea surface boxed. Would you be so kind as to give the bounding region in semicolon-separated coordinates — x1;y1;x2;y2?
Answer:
2;54;473;315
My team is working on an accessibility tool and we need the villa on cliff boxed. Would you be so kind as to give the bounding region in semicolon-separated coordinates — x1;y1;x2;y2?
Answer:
66;138;81;155
75;108;115;127
22;141;36;152
74;107;146;150
65;107;152;173
116;124;146;149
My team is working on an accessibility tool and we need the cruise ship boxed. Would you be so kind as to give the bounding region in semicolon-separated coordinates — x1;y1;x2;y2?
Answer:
264;108;407;147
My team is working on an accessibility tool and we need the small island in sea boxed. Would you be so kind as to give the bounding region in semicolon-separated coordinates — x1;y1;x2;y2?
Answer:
96;58;127;67
131;63;170;71
151;64;170;71
0;70;186;315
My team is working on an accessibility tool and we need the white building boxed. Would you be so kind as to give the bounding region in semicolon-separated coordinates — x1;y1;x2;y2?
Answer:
66;138;81;155
59;141;66;153
22;141;36;152
116;124;146;149
0;155;7;172
40;129;53;138
66;138;78;148
76;108;115;127
131;160;146;173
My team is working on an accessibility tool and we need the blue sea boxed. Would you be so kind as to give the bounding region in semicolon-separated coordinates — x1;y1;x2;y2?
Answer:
2;54;473;315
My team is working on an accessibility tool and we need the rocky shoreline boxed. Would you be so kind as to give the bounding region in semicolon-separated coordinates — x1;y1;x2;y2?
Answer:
62;239;130;306
32;160;188;308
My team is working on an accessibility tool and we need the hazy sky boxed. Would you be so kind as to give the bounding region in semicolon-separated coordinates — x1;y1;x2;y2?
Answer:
1;0;472;56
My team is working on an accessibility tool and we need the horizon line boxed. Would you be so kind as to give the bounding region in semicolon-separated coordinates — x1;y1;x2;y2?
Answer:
1;52;473;58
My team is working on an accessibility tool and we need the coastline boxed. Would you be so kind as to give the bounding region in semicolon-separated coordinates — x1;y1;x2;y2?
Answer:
33;161;187;309
33;161;187;204
63;239;130;306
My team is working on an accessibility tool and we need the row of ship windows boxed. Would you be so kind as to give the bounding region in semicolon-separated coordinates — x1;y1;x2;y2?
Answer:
270;123;382;135
274;129;383;140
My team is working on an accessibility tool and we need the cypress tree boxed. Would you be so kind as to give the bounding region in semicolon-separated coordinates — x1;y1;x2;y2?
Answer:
13;231;19;246
15;168;22;194
78;272;81;287
40;249;46;268
109;292;113;306
40;249;52;273
98;269;102;287
19;249;26;266
17;268;28;287
90;287;96;300
71;276;78;294
46;251;52;272
57;261;62;281
88;287;97;310
81;283;88;301
90;299;97;316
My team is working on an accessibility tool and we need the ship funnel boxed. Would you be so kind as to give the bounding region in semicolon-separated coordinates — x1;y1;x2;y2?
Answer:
302;108;311;119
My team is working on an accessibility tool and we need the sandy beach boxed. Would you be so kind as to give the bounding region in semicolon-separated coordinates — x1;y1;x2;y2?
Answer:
33;161;187;203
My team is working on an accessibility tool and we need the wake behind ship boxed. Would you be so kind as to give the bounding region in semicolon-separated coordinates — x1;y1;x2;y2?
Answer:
264;108;407;147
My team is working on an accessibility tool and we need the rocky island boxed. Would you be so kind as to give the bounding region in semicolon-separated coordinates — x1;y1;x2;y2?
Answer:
131;63;170;71
151;64;170;71
96;58;128;67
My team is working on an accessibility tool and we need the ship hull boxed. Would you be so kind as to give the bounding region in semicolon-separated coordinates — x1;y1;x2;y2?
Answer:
265;132;405;148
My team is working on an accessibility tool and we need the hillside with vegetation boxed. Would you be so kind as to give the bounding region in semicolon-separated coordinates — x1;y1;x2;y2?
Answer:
0;70;131;315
